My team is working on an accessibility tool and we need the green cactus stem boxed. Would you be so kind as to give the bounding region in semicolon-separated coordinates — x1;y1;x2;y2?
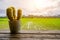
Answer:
6;8;13;21
17;9;22;20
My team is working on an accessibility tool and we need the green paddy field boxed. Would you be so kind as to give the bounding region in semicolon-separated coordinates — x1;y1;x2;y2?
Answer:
0;17;60;30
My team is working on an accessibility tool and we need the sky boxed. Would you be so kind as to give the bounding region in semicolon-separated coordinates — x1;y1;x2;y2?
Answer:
0;0;58;9
0;0;60;16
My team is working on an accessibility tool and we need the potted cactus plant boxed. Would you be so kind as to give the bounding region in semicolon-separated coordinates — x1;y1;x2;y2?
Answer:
6;7;22;34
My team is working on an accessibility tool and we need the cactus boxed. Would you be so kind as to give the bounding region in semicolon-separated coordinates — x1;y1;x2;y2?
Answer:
6;7;22;34
6;7;22;21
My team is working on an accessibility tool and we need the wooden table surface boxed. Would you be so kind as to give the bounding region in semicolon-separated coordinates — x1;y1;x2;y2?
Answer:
0;30;60;40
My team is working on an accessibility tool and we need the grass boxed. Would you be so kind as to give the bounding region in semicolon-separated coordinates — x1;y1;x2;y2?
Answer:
0;17;60;30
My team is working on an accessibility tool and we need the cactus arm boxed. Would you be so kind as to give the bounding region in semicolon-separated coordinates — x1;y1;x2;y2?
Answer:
6;8;13;21
17;9;22;20
11;7;16;20
13;8;16;20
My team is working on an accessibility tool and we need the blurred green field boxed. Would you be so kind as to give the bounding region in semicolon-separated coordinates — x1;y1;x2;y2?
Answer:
0;17;60;30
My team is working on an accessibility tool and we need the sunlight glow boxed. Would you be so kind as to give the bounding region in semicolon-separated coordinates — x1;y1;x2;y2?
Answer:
12;0;57;16
12;0;54;9
34;0;53;8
